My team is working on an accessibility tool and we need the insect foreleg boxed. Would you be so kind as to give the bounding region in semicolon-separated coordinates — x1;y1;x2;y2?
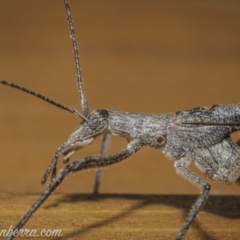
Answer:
93;134;111;194
6;139;142;240
174;156;210;240
41;142;68;185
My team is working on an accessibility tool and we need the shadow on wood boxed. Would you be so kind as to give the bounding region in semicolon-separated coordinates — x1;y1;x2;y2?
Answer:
2;193;240;240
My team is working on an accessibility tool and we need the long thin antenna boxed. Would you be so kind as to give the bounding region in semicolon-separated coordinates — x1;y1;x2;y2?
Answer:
0;79;88;121
64;0;89;116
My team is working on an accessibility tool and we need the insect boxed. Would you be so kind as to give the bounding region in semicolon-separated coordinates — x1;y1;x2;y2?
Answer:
1;0;240;239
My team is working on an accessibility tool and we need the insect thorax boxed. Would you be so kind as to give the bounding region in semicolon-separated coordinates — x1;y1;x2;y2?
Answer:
106;110;170;148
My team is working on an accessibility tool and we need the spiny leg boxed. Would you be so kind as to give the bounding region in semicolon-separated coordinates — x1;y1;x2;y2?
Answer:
176;185;210;240
0;79;88;185
6;140;141;240
40;143;68;185
174;156;210;240
93;134;111;194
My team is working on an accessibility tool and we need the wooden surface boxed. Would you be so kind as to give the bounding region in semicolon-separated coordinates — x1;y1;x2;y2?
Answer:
0;1;240;239
0;0;240;195
1;193;240;240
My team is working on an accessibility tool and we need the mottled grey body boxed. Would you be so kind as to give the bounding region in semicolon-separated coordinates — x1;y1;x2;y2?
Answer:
89;106;240;186
82;105;240;186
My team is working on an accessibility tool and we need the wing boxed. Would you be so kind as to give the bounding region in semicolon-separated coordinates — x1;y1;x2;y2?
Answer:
168;103;240;150
175;103;240;128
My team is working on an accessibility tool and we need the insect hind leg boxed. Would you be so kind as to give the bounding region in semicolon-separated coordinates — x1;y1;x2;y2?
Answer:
209;138;240;184
174;155;210;240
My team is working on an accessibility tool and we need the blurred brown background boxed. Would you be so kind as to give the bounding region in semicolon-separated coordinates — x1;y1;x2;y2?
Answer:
0;0;240;195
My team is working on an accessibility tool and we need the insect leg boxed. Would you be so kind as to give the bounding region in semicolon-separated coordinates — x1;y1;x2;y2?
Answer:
40;142;67;185
93;134;111;194
6;139;141;240
174;156;210;240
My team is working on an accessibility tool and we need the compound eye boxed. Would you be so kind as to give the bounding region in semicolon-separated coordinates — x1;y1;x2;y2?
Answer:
99;109;109;118
88;117;99;129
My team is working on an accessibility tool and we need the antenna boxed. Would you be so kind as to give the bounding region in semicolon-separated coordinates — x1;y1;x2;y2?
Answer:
0;79;88;121
64;0;89;116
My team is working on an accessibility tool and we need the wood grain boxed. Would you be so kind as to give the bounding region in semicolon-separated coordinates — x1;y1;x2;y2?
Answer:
1;193;240;240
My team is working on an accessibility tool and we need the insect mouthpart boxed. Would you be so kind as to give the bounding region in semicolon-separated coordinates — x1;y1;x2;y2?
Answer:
62;138;94;163
62;149;75;163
